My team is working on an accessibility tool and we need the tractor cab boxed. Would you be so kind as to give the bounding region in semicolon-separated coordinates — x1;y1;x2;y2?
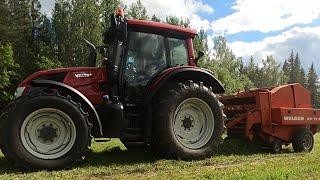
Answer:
94;11;199;102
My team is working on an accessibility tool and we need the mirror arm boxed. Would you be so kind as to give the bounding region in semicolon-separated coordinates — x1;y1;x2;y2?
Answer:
84;38;96;50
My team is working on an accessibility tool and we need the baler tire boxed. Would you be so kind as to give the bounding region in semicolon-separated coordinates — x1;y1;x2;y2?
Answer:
0;91;91;170
272;139;282;153
151;80;225;159
292;129;314;153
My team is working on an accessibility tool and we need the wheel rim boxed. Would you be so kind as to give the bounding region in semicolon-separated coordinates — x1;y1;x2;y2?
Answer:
302;133;313;150
20;108;76;159
173;97;214;149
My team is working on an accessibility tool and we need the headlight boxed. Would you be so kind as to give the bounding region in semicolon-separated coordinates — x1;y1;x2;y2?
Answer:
14;87;26;98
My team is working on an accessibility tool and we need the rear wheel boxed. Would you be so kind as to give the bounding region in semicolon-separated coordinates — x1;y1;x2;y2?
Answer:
173;97;215;149
152;81;225;159
292;129;314;152
0;91;90;170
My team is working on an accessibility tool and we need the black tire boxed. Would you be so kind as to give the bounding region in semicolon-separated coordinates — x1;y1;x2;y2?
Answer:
272;139;282;153
292;129;314;153
151;80;225;159
0;91;91;170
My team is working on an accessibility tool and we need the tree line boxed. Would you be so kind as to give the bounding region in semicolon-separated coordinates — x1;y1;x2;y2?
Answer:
128;1;320;107
0;0;319;108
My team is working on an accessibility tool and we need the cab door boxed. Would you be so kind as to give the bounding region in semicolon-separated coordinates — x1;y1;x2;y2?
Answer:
121;31;167;105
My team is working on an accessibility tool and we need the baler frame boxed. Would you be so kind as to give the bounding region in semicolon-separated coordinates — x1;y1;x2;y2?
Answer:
221;83;320;152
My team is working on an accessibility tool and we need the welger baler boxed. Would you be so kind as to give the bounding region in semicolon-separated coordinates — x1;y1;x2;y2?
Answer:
221;83;320;152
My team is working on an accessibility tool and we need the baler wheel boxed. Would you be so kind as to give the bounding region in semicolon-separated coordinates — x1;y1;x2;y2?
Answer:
272;139;282;153
292;129;314;153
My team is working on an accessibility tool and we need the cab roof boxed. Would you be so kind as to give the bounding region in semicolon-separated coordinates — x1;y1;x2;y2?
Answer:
127;19;197;38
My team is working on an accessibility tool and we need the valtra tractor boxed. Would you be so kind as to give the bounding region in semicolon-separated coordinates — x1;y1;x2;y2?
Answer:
0;9;226;169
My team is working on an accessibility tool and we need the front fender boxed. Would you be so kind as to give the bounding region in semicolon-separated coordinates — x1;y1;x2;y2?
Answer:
30;80;103;137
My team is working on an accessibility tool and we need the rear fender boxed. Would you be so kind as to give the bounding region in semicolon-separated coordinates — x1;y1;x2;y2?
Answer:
30;80;103;137
147;67;225;102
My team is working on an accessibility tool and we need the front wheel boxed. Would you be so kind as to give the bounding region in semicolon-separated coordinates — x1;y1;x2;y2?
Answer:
152;81;225;159
0;92;90;170
20;108;77;160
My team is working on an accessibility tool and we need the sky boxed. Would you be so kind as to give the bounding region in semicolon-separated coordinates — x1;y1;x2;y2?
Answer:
39;0;320;73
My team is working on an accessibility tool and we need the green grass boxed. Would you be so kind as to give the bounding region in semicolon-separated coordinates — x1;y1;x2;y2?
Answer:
0;135;319;179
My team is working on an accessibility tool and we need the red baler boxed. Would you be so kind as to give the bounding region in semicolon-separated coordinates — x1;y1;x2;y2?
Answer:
221;83;320;152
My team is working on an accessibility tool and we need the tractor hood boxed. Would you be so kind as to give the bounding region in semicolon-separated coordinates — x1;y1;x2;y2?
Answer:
16;67;108;98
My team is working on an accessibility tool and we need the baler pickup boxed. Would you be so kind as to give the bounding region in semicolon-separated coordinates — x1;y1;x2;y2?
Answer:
220;83;320;152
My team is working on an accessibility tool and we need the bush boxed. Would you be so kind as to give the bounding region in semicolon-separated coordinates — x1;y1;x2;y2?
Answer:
0;43;19;108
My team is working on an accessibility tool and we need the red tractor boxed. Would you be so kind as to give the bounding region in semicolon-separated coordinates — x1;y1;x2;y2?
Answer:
0;11;225;169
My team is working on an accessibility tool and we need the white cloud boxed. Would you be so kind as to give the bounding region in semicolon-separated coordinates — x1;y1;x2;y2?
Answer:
122;0;213;19
121;0;213;31
189;14;210;30
211;0;320;34
229;26;320;70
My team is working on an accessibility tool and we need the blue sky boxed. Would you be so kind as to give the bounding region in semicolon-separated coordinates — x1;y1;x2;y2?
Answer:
40;0;320;73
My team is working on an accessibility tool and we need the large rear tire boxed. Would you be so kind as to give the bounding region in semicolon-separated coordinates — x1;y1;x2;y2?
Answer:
0;91;91;170
152;81;225;159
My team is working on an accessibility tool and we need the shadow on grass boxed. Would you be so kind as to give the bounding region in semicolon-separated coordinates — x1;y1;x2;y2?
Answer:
0;146;155;174
215;137;293;156
0;155;19;174
81;146;156;168
0;138;294;173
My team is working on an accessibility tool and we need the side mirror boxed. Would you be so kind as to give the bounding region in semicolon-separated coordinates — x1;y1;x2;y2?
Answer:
98;47;107;57
195;51;205;64
84;39;97;67
88;50;97;67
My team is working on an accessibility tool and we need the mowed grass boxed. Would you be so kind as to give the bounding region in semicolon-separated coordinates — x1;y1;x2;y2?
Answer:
0;135;319;179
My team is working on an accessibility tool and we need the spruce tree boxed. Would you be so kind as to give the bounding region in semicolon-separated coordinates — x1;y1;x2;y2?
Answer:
0;0;11;42
127;0;149;20
284;50;306;85
295;53;306;85
282;59;290;82
306;63;319;107
243;56;258;86
151;14;161;22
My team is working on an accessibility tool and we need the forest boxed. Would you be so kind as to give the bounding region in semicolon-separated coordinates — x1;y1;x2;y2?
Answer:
0;0;319;109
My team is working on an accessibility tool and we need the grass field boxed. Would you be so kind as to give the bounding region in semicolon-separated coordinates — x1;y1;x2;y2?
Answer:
0;135;319;179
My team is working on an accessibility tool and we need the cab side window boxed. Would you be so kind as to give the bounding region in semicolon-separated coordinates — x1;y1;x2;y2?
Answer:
168;38;189;66
124;31;166;89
